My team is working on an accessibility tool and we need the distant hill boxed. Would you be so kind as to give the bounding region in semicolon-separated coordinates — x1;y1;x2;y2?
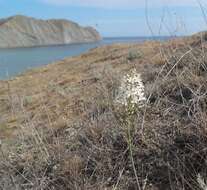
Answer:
0;15;101;48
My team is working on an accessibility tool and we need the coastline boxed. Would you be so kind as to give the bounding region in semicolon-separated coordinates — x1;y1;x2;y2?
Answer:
0;36;172;80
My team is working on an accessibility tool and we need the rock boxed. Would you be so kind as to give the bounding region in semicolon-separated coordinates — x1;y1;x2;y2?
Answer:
0;15;101;48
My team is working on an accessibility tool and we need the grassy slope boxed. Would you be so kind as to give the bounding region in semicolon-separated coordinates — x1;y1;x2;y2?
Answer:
1;35;207;189
0;42;163;139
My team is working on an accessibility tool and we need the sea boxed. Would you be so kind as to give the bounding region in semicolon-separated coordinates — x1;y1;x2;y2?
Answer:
0;36;171;80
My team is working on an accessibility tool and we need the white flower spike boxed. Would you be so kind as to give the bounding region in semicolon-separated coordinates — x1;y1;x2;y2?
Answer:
116;69;146;107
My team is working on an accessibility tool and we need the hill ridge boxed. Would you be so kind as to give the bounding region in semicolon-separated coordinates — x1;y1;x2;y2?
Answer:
0;15;101;48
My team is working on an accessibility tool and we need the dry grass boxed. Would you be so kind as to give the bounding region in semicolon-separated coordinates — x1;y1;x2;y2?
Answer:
0;34;207;189
0;42;161;138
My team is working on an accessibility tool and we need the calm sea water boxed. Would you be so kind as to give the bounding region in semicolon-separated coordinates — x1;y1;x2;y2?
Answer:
0;37;170;80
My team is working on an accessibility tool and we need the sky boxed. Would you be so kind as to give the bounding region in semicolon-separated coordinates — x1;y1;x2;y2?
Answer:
0;0;207;37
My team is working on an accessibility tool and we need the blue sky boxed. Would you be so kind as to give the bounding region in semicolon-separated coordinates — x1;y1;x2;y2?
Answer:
0;0;207;37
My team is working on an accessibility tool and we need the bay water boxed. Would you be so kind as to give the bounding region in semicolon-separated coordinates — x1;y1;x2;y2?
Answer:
0;37;170;80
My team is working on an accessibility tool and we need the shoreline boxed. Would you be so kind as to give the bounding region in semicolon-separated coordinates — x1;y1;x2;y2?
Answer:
0;36;173;80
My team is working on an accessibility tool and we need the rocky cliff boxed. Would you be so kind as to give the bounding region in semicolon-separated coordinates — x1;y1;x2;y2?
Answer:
0;15;101;48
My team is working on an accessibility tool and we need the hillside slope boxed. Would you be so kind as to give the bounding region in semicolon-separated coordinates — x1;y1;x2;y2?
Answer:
0;34;207;189
0;15;101;48
0;41;163;138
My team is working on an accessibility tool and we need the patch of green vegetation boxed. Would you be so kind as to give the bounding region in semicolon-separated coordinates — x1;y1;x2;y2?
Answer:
23;95;34;106
127;50;142;61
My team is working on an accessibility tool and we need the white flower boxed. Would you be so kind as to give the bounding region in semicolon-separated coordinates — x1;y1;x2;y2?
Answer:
197;174;207;190
116;69;146;107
